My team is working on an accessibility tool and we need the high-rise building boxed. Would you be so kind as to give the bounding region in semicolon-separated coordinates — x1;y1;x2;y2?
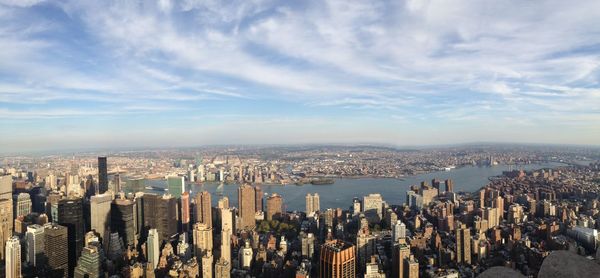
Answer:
195;191;212;228
455;224;471;265
319;240;356;278
266;193;283;221
181;192;190;233
0;198;13;261
57;197;84;277
192;222;212;258
167;176;185;198
238;240;253;269
90;193;112;241
221;208;234;263
0;175;13;201
254;186;263;212
363;194;383;223
237;184;255;230
5;236;21;278
218;196;229;210
98;157;108;194
74;245;103;278
202;250;214;278
356;231;375;272
445;179;454;192
146;229;160;270
406;255;419;278
393;220;407;243
45;223;69;278
111;198;136;247
26;224;45;267
301;232;315;258
306;193;320;216
142;194;178;242
15;193;32;217
214;257;231;278
392;243;411;278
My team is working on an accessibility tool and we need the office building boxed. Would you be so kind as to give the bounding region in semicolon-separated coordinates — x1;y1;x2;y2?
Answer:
0;198;13;261
143;193;178;242
202;250;214;278
301;232;315;258
45;223;69;278
393;220;407;243
445;179;454;192
306;193;320;216
146;228;160;270
58;197;84;276
74;245;103;278
319;240;356;278
255;186;263;212
266;193;283;221
98;157;108;194
181;191;190;233
26;224;44;267
90;193;112;241
363;194;383;223
393;243;411;278
15;193;31;217
221;208;234;263
215;257;231;278
238;240;253;269
195;191;212;228
5;236;21;278
237;184;255;230
167;176;185;198
193;222;212;258
0;175;12;201
111;198;136;247
455;224;471;265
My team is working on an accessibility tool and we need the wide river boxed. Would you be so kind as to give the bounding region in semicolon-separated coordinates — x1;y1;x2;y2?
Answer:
147;162;565;211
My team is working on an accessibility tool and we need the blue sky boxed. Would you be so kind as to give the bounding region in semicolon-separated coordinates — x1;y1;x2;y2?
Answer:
1;0;599;152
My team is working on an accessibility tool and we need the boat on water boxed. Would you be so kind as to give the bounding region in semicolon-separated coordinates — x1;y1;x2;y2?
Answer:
310;178;335;185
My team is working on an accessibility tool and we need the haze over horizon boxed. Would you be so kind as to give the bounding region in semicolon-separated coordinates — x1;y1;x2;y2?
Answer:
1;0;600;152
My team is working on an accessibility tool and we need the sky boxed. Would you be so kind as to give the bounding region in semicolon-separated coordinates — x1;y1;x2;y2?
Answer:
1;0;600;152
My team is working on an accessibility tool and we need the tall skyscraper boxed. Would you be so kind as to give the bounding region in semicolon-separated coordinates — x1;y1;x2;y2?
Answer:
5;236;21;278
15;193;32;217
142;194;178;242
111;198;136;247
195;191;212;228
305;193;320;216
146;229;160;270
445;179;454;192
202;250;214;278
266;193;283;221
45;223;69;278
167;176;185;198
26;224;45;267
455;224;471;265
363;194;383;223
0;175;12;201
180;192;190;233
74;245;103;278
192;222;212;258
392;243;411;278
90;193;112;241
237;184;255;230
0;198;13;261
220;208;234;264
97;157;108;194
319;240;356;278
214;257;231;278
58;197;84;277
254;186;263;212
393;220;406;243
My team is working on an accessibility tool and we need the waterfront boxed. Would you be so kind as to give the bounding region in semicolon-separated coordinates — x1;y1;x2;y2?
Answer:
147;162;565;211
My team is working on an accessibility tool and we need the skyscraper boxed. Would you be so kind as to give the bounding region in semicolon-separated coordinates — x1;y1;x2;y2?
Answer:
146;228;160;270
181;191;190;233
363;194;383;223
254;186;263;212
58;197;84;277
111;198;136;247
221;208;234;264
393;220;406;243
5;236;21;278
142;193;178;242
305;193;320;216
26;224;44;267
90;193;112;241
214;257;231;278
392;243;411;278
238;240;253;269
266;193;283;221
195;191;212;228
455;223;471;265
167;176;185;198
445;179;454;192
97;157;108;194
0;175;12;201
319;240;356;278
192;222;212;258
237;184;255;230
202;250;214;278
0;198;13;261
15;193;32;217
74;245;103;278
45;223;69;278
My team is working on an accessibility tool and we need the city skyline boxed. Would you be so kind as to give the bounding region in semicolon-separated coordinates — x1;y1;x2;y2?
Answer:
1;0;600;152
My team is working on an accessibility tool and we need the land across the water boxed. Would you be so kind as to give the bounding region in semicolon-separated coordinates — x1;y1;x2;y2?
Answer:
146;162;566;211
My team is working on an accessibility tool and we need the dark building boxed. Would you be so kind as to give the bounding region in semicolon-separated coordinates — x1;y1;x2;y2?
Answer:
58;197;84;277
319;240;356;278
111;198;136;247
97;157;108;194
445;179;454;192
45;223;69;278
255;186;263;212
142;193;178;242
